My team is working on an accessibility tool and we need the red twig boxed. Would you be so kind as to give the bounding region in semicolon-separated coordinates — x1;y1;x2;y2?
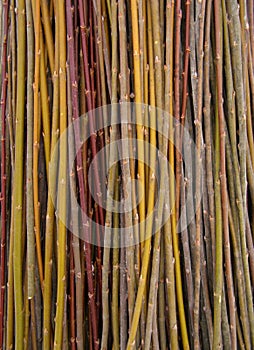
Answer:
69;235;76;350
78;0;104;226
89;0;96;111
95;204;102;314
66;1;100;348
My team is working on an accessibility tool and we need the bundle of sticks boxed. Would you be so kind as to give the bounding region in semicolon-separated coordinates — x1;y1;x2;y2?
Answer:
0;0;254;349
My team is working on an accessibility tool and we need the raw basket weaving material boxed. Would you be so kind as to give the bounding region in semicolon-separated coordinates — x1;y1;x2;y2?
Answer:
0;0;254;349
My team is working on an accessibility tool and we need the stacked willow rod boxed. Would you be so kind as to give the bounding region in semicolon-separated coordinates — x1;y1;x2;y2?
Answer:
0;0;254;349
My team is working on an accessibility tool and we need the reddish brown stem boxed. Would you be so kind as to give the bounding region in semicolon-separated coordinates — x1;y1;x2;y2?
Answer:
89;0;96;111
95;204;102;312
66;1;99;348
70;236;76;350
78;0;104;226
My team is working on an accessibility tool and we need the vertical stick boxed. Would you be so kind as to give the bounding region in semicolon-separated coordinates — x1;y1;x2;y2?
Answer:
53;0;67;348
43;1;60;347
193;2;206;348
13;0;26;347
25;0;35;300
32;0;44;287
0;1;9;347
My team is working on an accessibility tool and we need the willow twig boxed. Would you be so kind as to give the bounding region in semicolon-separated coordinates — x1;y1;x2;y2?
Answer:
40;0;54;74
31;0;44;288
13;0;26;347
69;2;100;347
0;1;9;346
193;2;206;348
53;1;67;348
25;0;35;300
213;88;223;350
43;0;60;347
101;1;119;348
